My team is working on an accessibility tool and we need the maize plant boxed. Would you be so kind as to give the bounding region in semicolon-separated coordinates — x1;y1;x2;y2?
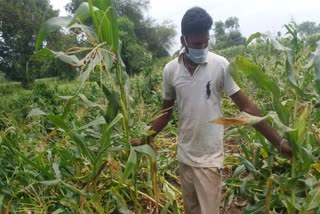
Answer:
0;1;180;213
213;23;320;213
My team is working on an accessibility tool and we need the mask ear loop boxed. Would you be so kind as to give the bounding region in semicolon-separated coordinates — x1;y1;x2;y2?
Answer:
183;35;189;53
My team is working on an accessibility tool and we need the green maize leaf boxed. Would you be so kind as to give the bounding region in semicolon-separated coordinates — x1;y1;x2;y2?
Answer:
295;146;315;176
91;0;119;54
71;132;95;163
296;106;308;146
3;138;52;178
78;116;106;130
108;8;119;54
99;0;119;53
300;186;320;213
27;108;47;118
87;0;101;43
245;32;304;95
36;17;72;50
51;51;80;66
78;93;99;108
163;183;176;202
262;33;304;96
304;41;320;95
96;11;111;44
172;200;179;214
67;2;99;27
47;115;70;132
239;178;248;196
101;50;114;70
315;80;320;98
31;48;56;61
284;23;296;36
314;56;320;95
230;56;281;100
233;164;246;178
101;84;120;124
245;32;262;47
243;198;278;214
134;144;156;160
160;202;171;214
121;147;137;181
40;179;61;186
225;188;235;206
31;48;80;66
273;99;290;126
111;187;130;214
52;161;61;179
96;114;123;168
235;154;261;176
58;95;74;100
94;0;111;11
240;144;252;162
285;52;299;87
79;52;102;89
105;113;123;132
52;209;64;214
47;115;95;162
62;96;76;119
100;124;111;148
0;195;4;210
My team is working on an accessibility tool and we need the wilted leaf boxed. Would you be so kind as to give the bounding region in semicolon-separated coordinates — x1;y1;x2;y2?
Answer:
109;159;121;178
210;112;294;134
210;112;265;126
311;163;320;173
27;108;47;118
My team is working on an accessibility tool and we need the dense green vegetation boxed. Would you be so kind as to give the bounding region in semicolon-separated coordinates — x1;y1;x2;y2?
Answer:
1;0;320;213
0;0;175;85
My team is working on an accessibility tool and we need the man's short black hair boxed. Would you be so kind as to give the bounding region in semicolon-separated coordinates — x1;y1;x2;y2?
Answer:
181;7;213;35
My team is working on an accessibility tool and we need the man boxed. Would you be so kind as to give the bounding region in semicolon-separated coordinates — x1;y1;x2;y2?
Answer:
131;6;292;214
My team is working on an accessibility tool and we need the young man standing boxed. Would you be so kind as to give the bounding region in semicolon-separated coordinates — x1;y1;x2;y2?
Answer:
132;6;292;214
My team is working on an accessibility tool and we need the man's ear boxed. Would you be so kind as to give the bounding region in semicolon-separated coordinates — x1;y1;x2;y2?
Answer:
180;35;186;47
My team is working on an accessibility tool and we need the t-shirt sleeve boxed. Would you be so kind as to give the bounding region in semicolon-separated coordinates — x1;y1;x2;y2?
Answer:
223;63;240;96
162;64;176;100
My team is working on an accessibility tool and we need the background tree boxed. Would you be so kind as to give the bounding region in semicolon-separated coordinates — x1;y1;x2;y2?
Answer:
211;16;246;50
213;21;228;50
0;0;58;85
298;21;320;37
118;16;152;74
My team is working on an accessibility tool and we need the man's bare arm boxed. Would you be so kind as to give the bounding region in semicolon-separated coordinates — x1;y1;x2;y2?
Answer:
230;90;292;158
131;99;175;145
150;99;175;138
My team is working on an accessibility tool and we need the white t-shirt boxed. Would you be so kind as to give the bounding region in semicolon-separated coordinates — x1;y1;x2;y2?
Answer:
162;49;240;168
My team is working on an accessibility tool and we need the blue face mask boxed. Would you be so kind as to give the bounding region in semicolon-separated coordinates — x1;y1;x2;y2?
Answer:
183;36;208;64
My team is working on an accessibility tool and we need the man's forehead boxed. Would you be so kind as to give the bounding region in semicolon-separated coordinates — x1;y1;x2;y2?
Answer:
185;32;209;40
